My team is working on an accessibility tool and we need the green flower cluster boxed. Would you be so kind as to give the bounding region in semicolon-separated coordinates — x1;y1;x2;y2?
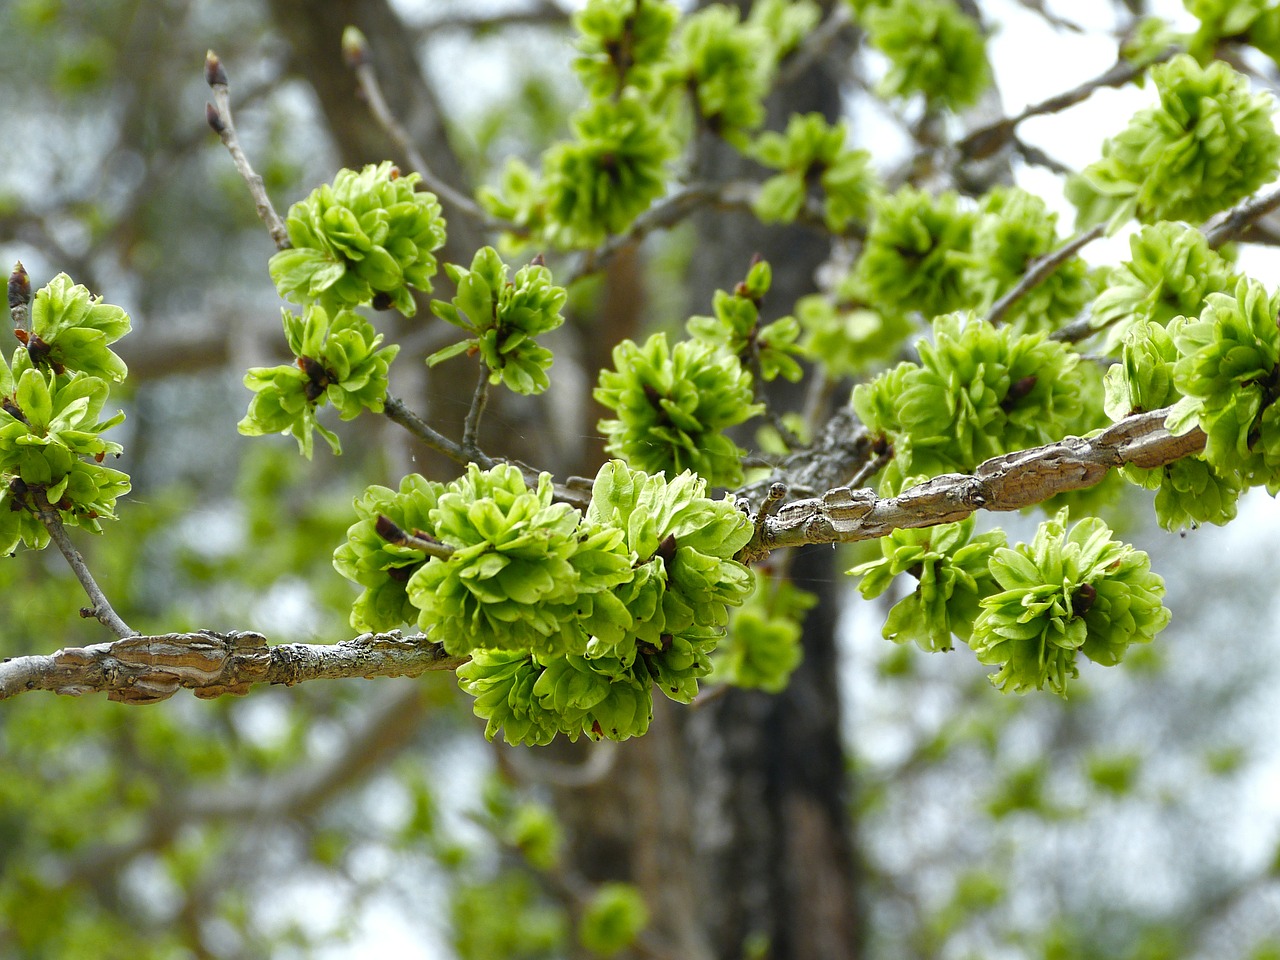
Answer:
686;259;805;383
965;187;1094;334
753;113;877;233
852;313;1084;491
269;162;446;316
579;883;650;956
1167;278;1280;492
445;461;753;744
1067;55;1280;228
849;516;1006;652
0;274;131;554
970;509;1171;695
792;276;913;378
1104;320;1241;529
405;465;634;659
861;0;991;111
238;305;399;458
672;5;771;144
595;332;762;486
853;187;978;321
540;93;675;247
1182;0;1279;60
21;273;130;382
712;568;816;692
1091;222;1240;351
572;0;678;97
332;475;445;631
427;247;566;395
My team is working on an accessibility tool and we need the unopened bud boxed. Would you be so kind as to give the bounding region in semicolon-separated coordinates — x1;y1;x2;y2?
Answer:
342;27;370;69
205;102;225;134
8;262;30;312
204;50;228;87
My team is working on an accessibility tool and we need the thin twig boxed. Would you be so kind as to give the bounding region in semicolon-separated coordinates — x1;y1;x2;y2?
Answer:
204;51;290;250
461;357;491;459
342;29;505;232
383;393;482;466
413;1;569;36
958;46;1178;161
375;515;454;560
28;489;136;639
847;444;893;489
985;223;1104;326
1203;183;1280;248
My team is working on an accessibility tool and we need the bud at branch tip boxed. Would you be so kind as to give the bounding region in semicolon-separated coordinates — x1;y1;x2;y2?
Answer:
204;50;227;87
342;27;369;69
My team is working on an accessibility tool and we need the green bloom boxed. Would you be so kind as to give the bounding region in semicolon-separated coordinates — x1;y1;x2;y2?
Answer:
596;332;762;485
964;187;1094;334
0;354;129;537
332;475;447;632
238;306;399;458
457;651;567;746
970;509;1171;695
712;568;815;692
850;515;1006;652
23;273;131;382
852;313;1083;491
673;5;770;144
1068;55;1280;227
793;287;913;379
542;93;674;247
685;259;805;383
573;0;678;97
753;113;877;232
269;161;446;316
863;0;991;110
1091;222;1241;351
854;187;978;320
1167;278;1280;492
427;247;566;395
1104;320;1242;529
578;883;650;956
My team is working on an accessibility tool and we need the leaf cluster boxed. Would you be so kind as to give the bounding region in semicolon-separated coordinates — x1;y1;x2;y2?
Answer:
686;258;805;383
859;0;992;111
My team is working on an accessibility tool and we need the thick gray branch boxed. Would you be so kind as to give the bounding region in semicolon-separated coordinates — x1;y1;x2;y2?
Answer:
740;407;1206;561
0;630;464;703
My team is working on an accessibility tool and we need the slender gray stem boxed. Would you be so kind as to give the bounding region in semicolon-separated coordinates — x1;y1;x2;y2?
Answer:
30;490;136;639
985;223;1104;327
204;51;290;251
461;358;491;460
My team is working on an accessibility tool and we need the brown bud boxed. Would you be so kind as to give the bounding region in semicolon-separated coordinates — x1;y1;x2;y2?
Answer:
204;50;228;87
375;514;406;543
205;102;226;135
1000;375;1038;413
1071;582;1096;619
341;27;370;69
8;262;30;313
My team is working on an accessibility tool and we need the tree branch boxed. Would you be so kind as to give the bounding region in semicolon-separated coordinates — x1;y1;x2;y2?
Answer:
739;406;1206;561
204;51;290;251
985;222;1104;326
0;630;464;703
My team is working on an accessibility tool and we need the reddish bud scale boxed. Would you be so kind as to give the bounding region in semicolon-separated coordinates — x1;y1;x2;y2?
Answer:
8;262;30;311
205;102;226;135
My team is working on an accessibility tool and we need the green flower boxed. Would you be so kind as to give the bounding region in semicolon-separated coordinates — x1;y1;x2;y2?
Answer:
852;313;1084;491
595;332;762;485
542;93;674;246
853;187;978;320
457;651;567;746
1167;278;1280;492
578;883;650;956
1104;320;1241;529
1067;55;1280;227
22;273;131;382
427;247;566;395
0;355;129;536
863;0;991;111
685;259;805;383
970;509;1171;695
332;475;447;632
849;515;1006;652
573;0;678;97
964;187;1094;334
405;464;633;660
673;5;770;144
269;161;446;316
1091;222;1240;351
238;306;399;458
753;113;877;232
584;461;755;701
792;286;913;379
712;568;816;692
